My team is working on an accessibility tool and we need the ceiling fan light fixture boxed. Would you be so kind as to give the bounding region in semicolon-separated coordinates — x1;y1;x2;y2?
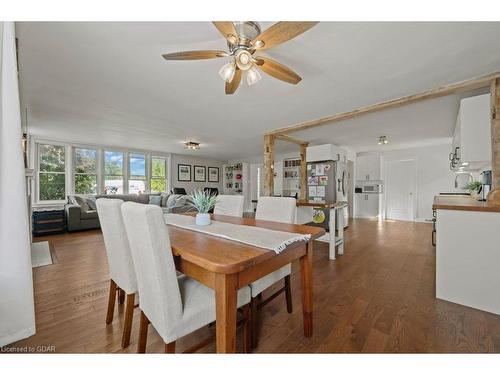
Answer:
218;62;236;83
246;66;262;86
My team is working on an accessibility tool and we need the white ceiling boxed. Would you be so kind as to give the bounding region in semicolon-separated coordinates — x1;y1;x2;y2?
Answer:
16;22;500;160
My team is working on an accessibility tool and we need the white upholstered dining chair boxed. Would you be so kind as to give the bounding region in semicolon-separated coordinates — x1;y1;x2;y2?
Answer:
214;195;245;217
120;202;252;353
96;198;138;349
250;196;296;348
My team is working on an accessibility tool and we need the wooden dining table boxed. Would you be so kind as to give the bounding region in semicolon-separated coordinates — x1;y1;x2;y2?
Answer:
166;213;325;353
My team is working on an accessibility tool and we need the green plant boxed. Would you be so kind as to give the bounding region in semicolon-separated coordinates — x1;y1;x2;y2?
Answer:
189;189;217;214
465;181;482;192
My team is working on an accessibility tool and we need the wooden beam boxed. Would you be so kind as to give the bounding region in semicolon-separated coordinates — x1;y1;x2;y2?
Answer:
263;134;275;196
267;71;500;135
299;143;307;201
275;133;309;146
491;78;500;191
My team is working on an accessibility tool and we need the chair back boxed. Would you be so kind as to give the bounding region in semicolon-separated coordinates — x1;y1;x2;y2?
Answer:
120;202;182;340
96;198;137;294
255;196;296;224
204;187;219;196
214;195;244;217
172;187;187;195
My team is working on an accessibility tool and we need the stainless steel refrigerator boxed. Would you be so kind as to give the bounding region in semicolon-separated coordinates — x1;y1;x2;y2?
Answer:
306;160;348;229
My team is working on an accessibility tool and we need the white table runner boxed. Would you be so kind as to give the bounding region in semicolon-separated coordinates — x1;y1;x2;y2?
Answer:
164;214;311;254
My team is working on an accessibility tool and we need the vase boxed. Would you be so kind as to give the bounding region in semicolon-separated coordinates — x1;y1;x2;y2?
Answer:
195;213;211;226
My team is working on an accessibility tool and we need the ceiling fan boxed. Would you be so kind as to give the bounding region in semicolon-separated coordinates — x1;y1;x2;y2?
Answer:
162;21;318;94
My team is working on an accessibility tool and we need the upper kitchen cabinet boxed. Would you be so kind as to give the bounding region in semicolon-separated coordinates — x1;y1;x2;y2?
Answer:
450;93;491;171
306;144;347;163
356;153;381;181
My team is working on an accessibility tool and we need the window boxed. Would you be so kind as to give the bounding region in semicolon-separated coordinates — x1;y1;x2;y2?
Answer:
104;151;124;194
38;143;66;201
151;156;167;193
74;148;97;194
128;153;146;194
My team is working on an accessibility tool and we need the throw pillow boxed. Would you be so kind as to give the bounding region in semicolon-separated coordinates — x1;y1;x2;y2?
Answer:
149;195;161;206
166;194;187;211
86;197;97;211
74;196;90;212
160;192;170;207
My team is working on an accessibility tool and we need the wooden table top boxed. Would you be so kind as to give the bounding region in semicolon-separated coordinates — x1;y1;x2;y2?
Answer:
166;213;325;274
296;200;349;209
433;195;500;213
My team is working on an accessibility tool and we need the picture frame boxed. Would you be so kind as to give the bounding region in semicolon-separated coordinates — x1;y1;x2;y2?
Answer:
194;165;206;182
208;167;220;183
177;164;191;182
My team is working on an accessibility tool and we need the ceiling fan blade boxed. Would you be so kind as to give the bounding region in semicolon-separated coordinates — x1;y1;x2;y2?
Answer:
252;22;318;50
255;56;302;85
225;68;242;95
212;22;238;44
162;50;228;60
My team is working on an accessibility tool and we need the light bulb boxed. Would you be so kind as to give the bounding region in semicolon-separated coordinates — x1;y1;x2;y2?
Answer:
219;62;236;83
246;66;262;86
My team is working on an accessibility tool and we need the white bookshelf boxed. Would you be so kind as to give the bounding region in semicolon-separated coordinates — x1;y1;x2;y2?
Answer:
222;162;250;211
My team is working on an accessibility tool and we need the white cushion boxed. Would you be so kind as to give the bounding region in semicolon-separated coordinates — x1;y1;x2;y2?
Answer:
96;198;137;294
251;197;297;297
121;202;250;344
214;195;244;217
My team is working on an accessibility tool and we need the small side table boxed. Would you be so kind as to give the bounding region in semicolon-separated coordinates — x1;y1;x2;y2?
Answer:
32;208;66;236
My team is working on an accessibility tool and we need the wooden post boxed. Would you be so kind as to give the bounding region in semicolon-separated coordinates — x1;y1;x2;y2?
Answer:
492;78;500;191
299;143;307;201
263;134;275;196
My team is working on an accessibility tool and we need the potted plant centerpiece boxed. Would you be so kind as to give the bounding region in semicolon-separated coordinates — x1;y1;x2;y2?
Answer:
189;189;217;226
465;180;482;199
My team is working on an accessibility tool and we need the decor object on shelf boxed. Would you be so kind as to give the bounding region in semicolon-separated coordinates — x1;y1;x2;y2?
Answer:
194;165;206;182
161;21;318;94
177;164;191;181
465;180;482;199
208;167;219;182
189;189;217;226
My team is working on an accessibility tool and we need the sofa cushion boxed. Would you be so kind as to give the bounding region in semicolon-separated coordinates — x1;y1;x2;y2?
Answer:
74;196;90;212
87;196;97;210
149;195;161;206
81;209;98;220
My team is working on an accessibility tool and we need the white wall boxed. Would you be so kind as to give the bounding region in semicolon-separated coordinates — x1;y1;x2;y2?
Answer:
170;153;225;193
379;143;457;221
0;22;36;346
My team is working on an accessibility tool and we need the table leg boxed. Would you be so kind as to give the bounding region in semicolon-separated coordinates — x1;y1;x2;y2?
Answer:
337;208;345;255
329;208;336;260
300;241;313;337
215;273;238;353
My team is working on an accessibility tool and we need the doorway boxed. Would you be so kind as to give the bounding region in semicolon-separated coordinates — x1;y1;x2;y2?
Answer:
385;159;417;221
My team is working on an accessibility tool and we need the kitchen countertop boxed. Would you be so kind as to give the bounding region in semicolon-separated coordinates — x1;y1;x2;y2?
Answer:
296;200;348;209
433;195;500;213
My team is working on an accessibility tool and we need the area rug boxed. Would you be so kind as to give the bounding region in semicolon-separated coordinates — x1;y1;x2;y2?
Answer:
31;241;53;268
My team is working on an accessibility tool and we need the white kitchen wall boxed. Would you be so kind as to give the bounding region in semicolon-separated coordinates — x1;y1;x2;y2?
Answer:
170;153;225;193
379;143;457;221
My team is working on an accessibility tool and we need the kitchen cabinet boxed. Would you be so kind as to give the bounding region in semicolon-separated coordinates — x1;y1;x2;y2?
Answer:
356;154;381;181
355;193;379;218
450;93;491;171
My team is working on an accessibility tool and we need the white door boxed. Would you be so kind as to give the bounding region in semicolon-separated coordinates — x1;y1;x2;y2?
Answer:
385;159;416;221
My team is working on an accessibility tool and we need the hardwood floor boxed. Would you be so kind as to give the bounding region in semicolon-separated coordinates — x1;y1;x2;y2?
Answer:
7;218;500;353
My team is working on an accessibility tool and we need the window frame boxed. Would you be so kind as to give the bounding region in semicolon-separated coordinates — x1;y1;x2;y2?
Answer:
36;141;68;204
73;147;98;195
103;150;125;195
150;156;168;193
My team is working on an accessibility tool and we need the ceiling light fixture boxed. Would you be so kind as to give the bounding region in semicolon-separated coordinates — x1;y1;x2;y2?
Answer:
185;141;200;150
246;66;262;86
218;62;236;83
378;136;388;145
